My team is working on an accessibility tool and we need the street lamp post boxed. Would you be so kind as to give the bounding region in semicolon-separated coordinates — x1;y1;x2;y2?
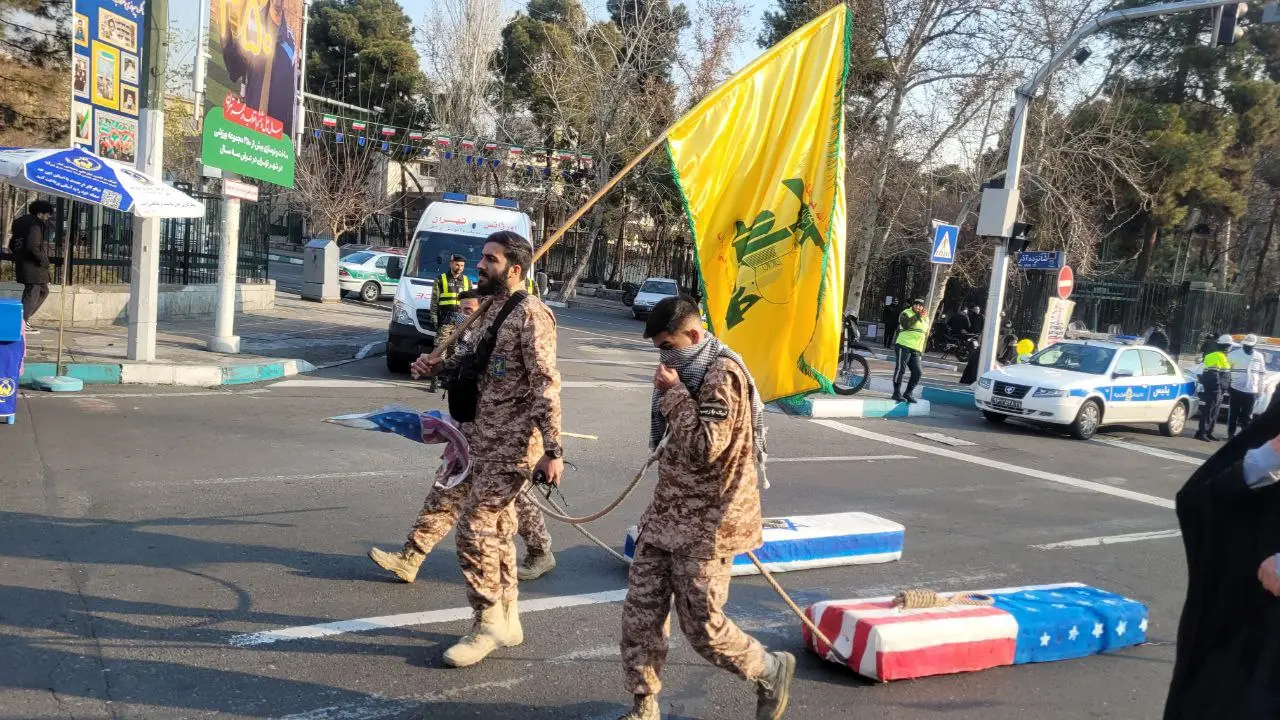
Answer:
974;0;1248;375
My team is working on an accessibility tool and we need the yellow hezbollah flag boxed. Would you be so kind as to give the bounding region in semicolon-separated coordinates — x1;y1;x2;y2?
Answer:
666;4;848;402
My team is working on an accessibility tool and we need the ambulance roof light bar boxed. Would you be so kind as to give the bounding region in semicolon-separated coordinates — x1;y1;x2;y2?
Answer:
441;192;519;210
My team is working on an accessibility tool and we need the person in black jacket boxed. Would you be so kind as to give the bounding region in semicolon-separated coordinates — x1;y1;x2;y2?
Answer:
1164;398;1280;719
879;299;898;349
10;200;54;334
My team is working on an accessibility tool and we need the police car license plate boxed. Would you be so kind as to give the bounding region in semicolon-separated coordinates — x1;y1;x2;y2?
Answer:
991;398;1022;411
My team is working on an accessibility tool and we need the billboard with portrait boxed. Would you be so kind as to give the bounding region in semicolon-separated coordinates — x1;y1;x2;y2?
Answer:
70;0;143;163
200;0;301;188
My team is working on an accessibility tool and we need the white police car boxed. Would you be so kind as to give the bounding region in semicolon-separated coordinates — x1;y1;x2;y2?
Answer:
974;339;1195;440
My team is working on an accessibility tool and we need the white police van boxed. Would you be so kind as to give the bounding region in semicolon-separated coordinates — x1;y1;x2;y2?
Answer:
974;338;1196;440
385;193;533;373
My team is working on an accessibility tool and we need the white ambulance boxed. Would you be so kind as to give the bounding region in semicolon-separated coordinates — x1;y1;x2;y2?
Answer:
385;193;533;373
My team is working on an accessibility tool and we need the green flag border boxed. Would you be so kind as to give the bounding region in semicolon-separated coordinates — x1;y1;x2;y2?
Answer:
664;4;852;403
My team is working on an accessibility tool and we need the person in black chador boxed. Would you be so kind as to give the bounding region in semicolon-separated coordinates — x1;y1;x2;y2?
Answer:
1164;396;1280;718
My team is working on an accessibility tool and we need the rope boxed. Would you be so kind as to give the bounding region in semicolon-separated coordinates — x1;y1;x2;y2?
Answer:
522;443;662;524
893;589;995;609
745;550;851;666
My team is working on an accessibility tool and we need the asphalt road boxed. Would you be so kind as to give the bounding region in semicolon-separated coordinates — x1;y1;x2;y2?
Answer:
0;304;1220;719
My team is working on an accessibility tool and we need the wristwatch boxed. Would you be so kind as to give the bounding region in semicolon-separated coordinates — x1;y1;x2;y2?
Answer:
544;446;563;460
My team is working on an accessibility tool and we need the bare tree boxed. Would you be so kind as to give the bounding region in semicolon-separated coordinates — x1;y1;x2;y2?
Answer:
842;0;1015;310
678;0;746;104
526;0;688;301
288;138;399;244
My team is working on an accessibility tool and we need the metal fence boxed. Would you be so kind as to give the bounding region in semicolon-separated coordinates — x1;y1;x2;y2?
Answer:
540;232;699;295
2;189;271;285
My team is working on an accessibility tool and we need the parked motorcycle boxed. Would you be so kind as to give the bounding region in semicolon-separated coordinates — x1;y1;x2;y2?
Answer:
833;314;872;395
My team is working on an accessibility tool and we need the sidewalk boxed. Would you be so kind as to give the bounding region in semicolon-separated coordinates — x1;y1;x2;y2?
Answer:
20;293;387;386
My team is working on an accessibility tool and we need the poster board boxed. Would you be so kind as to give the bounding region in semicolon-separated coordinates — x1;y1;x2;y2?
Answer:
71;0;143;164
200;0;302;187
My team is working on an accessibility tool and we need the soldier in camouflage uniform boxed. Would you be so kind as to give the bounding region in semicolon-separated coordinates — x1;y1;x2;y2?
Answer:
618;295;794;720
413;231;564;669
368;291;556;584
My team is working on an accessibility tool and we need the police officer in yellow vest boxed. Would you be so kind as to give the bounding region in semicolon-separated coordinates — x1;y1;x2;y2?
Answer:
892;298;928;404
1195;335;1233;442
435;254;473;327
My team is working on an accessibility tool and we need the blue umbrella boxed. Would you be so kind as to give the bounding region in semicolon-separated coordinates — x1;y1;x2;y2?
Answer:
0;147;204;218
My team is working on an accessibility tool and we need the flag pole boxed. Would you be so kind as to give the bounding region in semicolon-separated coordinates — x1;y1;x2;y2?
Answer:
421;132;669;366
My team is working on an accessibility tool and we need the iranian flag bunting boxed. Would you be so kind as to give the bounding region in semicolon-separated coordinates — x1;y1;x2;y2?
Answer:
380;126;396;136
351;120;367;131
321;115;337;127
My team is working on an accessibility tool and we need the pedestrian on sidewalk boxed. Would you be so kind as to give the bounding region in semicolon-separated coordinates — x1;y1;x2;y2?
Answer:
1228;334;1268;437
879;298;897;349
615;295;794;720
9;200;54;335
368;289;557;586
1194;335;1231;442
892;298;927;403
410;231;563;669
969;305;985;334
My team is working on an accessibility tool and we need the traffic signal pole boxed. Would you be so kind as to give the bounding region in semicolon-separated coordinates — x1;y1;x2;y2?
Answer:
976;0;1247;375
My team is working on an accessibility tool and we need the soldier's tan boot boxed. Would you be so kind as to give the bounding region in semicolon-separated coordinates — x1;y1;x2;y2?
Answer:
442;602;522;668
615;694;660;720
517;550;556;581
755;651;796;720
367;544;426;583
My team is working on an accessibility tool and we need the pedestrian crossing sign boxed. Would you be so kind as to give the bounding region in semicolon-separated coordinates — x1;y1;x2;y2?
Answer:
931;224;959;265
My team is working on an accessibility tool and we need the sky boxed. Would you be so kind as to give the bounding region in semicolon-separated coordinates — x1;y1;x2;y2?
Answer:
169;0;775;83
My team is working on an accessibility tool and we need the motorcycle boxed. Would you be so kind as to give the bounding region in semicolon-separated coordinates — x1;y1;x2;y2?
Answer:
937;330;979;362
833;314;872;395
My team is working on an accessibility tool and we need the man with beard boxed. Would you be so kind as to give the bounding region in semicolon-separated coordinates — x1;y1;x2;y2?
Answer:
1165;394;1280;718
615;295;794;720
411;230;562;668
367;290;557;585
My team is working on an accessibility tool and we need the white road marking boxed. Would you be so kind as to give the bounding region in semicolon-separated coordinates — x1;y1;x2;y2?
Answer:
915;432;977;447
269;378;395;389
72;398;118;413
557;358;653;366
132;470;413;488
562;381;650;389
279;678;527;720
1031;529;1182;550
563;431;599;440
354;341;385;360
811;419;1175;510
771;455;915;462
230;589;630;646
562;325;655;348
26;389;269;399
1092;436;1203;465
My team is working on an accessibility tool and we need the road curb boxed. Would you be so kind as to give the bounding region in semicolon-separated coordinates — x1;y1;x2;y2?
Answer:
20;358;318;388
870;351;962;372
774;395;931;418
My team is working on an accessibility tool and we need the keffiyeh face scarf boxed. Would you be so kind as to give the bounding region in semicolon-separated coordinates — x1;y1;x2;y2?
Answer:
649;333;770;488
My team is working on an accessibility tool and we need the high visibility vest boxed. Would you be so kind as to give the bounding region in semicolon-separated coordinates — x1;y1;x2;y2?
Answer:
895;309;927;352
1204;351;1230;370
437;273;472;308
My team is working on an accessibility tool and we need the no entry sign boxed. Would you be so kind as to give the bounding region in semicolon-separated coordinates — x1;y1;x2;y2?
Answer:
1057;265;1074;300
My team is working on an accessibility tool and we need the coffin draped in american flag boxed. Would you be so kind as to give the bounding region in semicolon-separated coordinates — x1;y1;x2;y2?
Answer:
325;406;471;488
803;582;1149;681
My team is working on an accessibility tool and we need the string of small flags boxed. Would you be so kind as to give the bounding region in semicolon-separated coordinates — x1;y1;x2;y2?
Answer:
312;113;595;172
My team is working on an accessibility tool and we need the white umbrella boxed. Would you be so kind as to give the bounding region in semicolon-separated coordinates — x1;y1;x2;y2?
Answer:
0;146;204;218
0;147;206;390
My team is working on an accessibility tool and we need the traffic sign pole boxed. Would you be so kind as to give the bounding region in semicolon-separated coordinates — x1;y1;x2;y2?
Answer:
925;222;959;339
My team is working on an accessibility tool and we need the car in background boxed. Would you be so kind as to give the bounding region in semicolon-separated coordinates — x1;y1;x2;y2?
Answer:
1185;343;1280;417
338;250;402;302
974;339;1195;440
631;277;680;320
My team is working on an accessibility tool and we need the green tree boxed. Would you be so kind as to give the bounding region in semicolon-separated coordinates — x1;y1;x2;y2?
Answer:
305;0;427;125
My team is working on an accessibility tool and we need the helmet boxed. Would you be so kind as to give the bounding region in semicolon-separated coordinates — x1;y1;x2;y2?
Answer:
1244;334;1259;346
1218;334;1234;344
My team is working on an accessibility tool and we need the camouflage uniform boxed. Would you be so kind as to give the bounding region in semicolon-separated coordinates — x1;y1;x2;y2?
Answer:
621;358;767;696
455;288;562;611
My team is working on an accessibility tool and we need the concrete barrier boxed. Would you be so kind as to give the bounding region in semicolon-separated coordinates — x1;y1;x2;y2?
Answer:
776;394;931;418
0;281;276;328
21;358;315;387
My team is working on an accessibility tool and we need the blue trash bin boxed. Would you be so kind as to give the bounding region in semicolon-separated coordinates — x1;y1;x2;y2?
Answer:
0;298;23;425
